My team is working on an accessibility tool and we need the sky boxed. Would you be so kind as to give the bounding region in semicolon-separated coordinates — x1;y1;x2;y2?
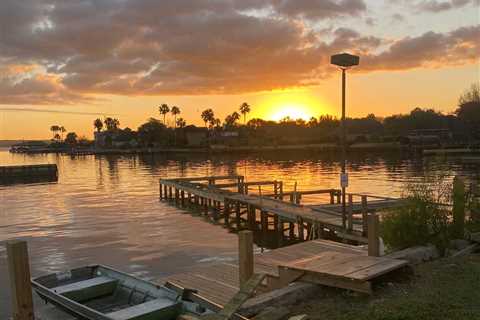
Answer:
0;0;479;140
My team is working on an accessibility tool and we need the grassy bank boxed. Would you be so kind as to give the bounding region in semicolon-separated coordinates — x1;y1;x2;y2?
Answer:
290;254;480;320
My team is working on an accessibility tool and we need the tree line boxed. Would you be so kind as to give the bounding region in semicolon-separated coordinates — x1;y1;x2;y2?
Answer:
54;83;480;148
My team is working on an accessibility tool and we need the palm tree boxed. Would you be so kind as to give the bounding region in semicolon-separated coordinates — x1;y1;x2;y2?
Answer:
239;102;251;125
103;117;120;131
159;104;170;125
59;126;66;140
171;106;181;129
176;117;187;129
94;118;103;132
201;108;215;128
50;125;60;140
224;112;240;128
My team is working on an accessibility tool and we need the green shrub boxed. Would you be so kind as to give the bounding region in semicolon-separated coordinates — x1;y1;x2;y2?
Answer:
381;175;452;254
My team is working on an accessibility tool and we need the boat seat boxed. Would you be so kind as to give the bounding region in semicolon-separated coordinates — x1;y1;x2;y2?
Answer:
52;276;118;302
106;298;181;320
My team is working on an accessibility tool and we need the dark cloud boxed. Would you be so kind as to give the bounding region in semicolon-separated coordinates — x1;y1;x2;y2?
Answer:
391;0;479;13
0;108;115;116
0;0;478;104
362;26;480;70
270;0;367;20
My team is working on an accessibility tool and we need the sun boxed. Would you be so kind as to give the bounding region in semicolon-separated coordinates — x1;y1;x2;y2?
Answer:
254;90;323;121
271;105;312;121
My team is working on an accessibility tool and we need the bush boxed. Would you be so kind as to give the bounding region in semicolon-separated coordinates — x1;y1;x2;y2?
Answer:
381;175;452;254
381;197;449;252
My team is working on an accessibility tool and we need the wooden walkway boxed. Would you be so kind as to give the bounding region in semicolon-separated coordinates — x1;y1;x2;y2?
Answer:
159;176;401;244
166;239;408;307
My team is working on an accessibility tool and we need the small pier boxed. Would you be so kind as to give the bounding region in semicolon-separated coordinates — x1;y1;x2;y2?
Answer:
0;164;58;185
158;175;409;306
159;175;401;245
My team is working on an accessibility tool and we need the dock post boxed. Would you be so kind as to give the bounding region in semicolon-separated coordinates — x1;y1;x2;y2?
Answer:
213;201;219;221
164;185;168;201
261;211;268;233
368;213;380;257
361;195;368;236
273;181;278;199
203;198;209;215
238;231;254;289
175;188;180;206
180;190;185;207
330;191;334;204
276;217;283;247
289;222;295;239
297;217;305;241
159;182;163;200
347;194;353;231
236;201;242;230
168;187;173;200
296;193;302;205
248;205;256;231
279;182;284;200
6;240;34;320
336;191;341;204
224;199;230;227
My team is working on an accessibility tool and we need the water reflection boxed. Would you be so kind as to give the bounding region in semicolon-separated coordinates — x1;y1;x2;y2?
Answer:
0;149;479;317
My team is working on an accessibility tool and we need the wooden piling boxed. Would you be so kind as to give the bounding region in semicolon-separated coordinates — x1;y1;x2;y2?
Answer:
330;191;335;204
347;194;353;231
298;217;305;241
238;231;254;289
224;199;230;227
159;183;163;200
6;240;34;320
236;201;242;230
361;195;368;236
368;213;380;257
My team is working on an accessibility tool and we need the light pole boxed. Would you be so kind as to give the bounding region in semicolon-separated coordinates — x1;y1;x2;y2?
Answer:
331;53;359;229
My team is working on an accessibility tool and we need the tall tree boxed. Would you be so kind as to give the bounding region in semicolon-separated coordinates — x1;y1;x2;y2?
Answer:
65;132;78;145
224;111;240;128
59;126;66;140
176;117;187;128
456;83;480;123
94;118;103;132
104;117;120;131
171;106;181;129
159;104;170;125
239;102;251;125
201;108;215;128
50;125;60;140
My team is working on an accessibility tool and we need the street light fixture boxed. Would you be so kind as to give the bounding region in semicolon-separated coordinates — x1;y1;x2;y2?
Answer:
331;52;360;229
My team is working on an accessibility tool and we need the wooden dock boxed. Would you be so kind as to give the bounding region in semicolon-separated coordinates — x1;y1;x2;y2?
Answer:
0;164;58;184
159;175;402;245
166;239;408;307
158;175;408;308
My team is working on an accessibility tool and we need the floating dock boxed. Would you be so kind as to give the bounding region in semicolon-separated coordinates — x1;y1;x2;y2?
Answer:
0;164;58;185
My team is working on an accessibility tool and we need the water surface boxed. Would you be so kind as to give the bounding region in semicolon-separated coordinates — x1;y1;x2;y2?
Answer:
1;149;479;317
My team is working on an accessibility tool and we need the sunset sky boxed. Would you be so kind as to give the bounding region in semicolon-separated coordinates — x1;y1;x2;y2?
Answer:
0;0;479;140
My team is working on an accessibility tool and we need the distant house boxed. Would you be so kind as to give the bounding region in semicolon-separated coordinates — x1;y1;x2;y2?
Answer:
183;126;208;147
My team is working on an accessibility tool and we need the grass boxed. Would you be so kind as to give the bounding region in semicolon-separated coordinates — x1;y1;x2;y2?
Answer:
289;254;480;320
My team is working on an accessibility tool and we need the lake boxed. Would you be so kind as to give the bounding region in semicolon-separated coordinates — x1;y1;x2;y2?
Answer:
0;148;479;317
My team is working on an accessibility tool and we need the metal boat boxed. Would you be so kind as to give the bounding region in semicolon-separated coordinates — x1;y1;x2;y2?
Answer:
31;265;212;320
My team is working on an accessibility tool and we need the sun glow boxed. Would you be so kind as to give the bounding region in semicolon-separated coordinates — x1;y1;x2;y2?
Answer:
271;106;312;121
254;90;328;122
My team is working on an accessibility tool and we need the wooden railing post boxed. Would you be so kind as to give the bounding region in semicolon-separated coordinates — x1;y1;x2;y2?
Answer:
239;231;254;289
368;213;380;257
7;240;34;320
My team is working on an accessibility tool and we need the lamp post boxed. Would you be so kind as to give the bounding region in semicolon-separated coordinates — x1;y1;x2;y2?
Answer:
331;53;360;229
